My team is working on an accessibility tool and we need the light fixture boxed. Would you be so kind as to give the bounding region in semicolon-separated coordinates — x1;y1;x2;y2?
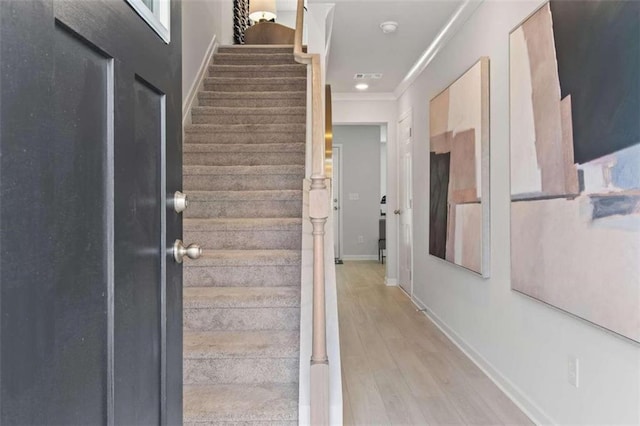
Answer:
249;0;277;22
355;83;369;91
380;21;398;34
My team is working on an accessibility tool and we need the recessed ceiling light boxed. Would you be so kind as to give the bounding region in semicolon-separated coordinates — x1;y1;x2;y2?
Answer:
380;21;398;34
355;83;369;91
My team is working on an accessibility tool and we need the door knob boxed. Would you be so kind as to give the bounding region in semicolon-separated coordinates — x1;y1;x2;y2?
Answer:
394;209;401;215
173;240;202;264
173;191;189;213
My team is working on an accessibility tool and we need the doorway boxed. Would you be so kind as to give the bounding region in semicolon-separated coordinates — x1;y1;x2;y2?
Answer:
332;125;386;262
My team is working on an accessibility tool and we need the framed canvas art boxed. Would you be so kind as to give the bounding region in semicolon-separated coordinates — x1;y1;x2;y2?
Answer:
509;1;640;342
429;57;490;277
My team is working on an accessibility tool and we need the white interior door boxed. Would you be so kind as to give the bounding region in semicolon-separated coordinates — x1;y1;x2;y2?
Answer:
398;113;413;294
333;145;342;261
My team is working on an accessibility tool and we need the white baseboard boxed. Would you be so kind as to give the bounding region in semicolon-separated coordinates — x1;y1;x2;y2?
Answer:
341;255;379;261
385;277;398;287
182;34;218;126
410;294;552;425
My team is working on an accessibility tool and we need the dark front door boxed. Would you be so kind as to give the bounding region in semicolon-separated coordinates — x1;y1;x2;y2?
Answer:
0;1;182;424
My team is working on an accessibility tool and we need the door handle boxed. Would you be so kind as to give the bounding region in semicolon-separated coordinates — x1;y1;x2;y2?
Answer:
394;209;401;215
173;240;202;263
172;191;189;213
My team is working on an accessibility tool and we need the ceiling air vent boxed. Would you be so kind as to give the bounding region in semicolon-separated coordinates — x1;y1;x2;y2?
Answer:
354;73;383;80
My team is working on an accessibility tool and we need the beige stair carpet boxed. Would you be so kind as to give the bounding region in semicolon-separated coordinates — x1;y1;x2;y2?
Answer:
183;45;305;425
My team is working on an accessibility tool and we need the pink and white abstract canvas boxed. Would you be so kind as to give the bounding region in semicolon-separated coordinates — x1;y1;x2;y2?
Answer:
509;1;640;342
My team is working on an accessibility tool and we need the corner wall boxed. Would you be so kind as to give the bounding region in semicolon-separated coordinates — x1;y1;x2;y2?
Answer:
182;0;233;110
397;1;640;424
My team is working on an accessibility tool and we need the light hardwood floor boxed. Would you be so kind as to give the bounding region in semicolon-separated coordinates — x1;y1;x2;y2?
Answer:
337;261;532;426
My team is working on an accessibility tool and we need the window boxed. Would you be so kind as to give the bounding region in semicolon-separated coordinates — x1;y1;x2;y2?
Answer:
126;0;170;43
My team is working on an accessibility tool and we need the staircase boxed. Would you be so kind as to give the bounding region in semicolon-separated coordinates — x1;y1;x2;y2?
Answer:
182;46;306;425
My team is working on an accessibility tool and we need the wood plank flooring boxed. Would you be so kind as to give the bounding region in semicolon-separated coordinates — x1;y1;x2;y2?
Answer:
337;261;532;426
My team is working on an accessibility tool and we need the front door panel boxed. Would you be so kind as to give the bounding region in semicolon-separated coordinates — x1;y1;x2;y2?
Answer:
0;1;182;424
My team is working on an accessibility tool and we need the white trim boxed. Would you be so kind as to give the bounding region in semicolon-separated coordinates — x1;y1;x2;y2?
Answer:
332;92;397;102
182;34;219;126
333;144;344;261
393;0;483;98
396;108;414;296
341;255;379;261
410;294;552;426
384;277;398;287
126;0;171;43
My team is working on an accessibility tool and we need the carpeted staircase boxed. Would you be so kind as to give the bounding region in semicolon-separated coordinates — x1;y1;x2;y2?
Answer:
182;46;306;425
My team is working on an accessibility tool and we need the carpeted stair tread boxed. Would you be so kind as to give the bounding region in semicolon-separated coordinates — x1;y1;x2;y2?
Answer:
184;143;305;153
216;45;294;54
184;287;300;309
184;165;304;176
185;123;305;134
186;250;301;267
192;106;306;116
197;91;306;108
183;383;298;423
191;107;306;125
209;64;306;78
188;190;302;201
213;53;296;65
184;330;299;359
184;217;302;231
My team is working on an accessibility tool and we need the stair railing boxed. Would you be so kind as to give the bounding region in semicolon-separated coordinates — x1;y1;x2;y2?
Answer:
293;0;330;424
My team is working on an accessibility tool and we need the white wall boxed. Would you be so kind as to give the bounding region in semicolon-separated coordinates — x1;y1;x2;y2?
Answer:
334;125;381;258
397;1;640;424
182;0;233;106
333;98;398;283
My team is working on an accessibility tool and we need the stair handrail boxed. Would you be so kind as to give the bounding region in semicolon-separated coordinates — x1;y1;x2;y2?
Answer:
293;1;330;425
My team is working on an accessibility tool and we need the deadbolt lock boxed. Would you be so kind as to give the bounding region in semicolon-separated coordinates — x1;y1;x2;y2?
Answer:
173;191;189;213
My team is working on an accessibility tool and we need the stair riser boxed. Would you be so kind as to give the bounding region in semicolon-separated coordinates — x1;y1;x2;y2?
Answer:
184;358;298;385
204;82;306;92
184;174;304;191
186;199;302;218
184;230;301;250
210;69;306;78
185;265;301;288
184;152;305;166
185;132;305;144
213;55;295;65
216;47;294;54
184;422;297;426
198;97;306;108
184;308;300;331
191;114;306;125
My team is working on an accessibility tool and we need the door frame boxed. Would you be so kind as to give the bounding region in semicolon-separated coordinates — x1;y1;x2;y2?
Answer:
397;108;414;296
333;144;344;261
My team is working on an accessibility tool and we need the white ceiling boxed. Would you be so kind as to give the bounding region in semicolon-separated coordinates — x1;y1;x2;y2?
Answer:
316;0;465;93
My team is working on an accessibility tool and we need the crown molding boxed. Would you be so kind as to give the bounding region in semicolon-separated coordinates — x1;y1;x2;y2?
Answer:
393;0;484;99
332;92;397;102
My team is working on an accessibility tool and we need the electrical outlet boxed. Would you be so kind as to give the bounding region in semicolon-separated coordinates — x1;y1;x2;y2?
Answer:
568;356;579;388
357;235;364;244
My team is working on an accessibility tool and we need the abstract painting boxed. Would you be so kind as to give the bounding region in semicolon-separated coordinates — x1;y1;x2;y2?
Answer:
510;1;640;342
429;58;490;277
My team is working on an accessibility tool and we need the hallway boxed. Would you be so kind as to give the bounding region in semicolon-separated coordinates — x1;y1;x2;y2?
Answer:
337;261;532;425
